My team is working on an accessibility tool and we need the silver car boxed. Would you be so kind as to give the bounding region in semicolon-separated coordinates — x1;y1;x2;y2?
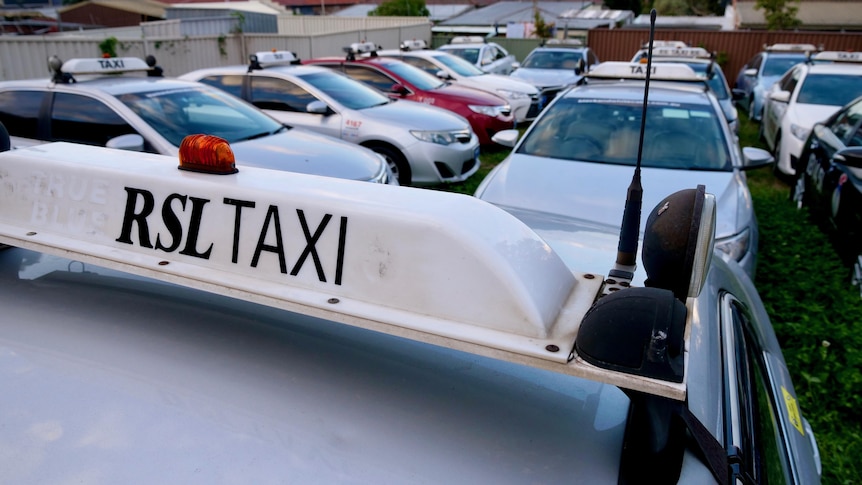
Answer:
180;51;480;186
509;40;601;108
0;129;821;484
733;44;815;122
477;62;774;279
437;36;517;75
0;55;394;184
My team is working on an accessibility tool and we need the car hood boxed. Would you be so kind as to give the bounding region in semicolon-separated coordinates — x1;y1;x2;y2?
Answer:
477;155;745;241
231;128;383;181
460;74;539;95
510;68;581;88
786;104;842;130
435;83;509;106
367;100;470;130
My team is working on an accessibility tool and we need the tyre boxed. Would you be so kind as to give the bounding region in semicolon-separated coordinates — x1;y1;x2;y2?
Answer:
370;144;411;186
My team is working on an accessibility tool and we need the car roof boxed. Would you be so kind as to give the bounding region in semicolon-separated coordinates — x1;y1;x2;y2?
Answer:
567;80;713;106
184;63;334;78
0;74;200;97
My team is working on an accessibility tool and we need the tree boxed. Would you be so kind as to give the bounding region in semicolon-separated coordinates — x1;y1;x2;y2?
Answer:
755;0;802;30
603;0;642;14
368;0;429;17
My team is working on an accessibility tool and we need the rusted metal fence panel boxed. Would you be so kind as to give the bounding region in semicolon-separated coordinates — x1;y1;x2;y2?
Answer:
588;29;862;82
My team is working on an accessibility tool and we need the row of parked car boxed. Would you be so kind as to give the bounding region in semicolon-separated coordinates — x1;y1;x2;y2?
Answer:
732;43;862;293
0;32;831;483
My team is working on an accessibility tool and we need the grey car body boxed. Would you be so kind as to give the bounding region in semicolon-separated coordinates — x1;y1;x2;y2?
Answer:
476;75;771;279
509;44;600;107
180;62;479;186
0;126;821;483
0;71;393;184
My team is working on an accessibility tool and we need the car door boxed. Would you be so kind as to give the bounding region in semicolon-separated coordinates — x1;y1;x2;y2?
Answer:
721;293;820;484
247;74;343;140
485;44;513;75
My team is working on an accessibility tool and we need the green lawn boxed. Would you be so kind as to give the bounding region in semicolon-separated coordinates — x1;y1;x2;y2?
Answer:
436;117;861;484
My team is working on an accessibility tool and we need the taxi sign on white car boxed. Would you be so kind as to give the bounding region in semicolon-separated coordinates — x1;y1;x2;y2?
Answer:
586;61;701;82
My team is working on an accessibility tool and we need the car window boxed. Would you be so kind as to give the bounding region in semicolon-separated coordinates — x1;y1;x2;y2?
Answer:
399;56;438;75
830;100;862;143
725;297;793;484
117;86;284;146
443;47;480;65
796;73;862;106
749;53;763;71
434;54;485;77
0;90;43;139
762;55;806;77
298;71;390;110
50;92;138;147
850;125;862;147
517;97;730;170
197;74;244;98
378;60;446;90
492;45;507;61
522;51;583;70
342;65;397;92
777;67;801;93
250;76;317;112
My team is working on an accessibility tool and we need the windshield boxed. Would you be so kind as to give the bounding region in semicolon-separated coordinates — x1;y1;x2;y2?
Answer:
522;50;584;70
517;97;731;171
441;47;480;65
299;70;389;109
797;73;862;106
379;59;445;90
762;55;807;77
435;53;486;77
675;62;730;100
118;86;284;146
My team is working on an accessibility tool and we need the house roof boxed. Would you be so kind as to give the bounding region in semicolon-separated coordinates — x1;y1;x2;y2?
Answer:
58;0;169;18
166;1;286;15
332;3;472;22
437;1;593;27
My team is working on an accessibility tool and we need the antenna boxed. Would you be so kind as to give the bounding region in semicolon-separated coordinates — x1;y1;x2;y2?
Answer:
609;8;656;283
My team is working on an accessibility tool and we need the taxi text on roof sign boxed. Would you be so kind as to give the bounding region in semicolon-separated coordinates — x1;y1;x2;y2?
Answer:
587;61;701;82
0;142;691;400
61;57;151;75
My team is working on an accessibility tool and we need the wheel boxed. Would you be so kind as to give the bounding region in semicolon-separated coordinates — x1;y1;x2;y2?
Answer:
370;145;411;186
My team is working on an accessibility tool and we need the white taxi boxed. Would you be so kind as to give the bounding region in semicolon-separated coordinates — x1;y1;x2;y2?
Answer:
0;55;395;184
437;36;517;75
0;123;821;483
761;51;862;176
180;51;480;186
376;41;542;123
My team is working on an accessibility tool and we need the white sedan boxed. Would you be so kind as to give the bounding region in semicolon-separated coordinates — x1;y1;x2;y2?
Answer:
761;51;862;176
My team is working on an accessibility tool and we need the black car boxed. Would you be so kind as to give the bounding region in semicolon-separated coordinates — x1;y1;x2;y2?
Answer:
792;95;862;284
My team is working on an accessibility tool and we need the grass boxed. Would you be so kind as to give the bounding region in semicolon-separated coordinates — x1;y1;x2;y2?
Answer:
436;117;862;484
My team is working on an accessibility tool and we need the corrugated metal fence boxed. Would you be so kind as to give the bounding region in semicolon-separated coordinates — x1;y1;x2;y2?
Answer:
587;29;862;80
0;23;431;81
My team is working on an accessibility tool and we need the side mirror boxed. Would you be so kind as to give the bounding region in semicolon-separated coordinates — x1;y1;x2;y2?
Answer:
743;68;757;77
834;147;862;168
435;70;452;80
306;100;330;114
511;62;521;70
575;58;586;75
106;134;144;152
770;90;791;103
390;84;410;96
741;146;774;169
491;129;519;148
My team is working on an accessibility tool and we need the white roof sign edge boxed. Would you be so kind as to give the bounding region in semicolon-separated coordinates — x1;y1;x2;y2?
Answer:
587;61;701;82
0;142;688;400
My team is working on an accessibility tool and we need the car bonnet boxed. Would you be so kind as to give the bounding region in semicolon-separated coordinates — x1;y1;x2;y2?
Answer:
511;68;581;88
362;98;470;131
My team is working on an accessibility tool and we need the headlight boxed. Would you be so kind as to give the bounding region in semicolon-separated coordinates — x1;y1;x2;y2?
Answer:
410;130;462;146
496;89;529;100
790;123;811;141
715;228;750;262
468;104;509;117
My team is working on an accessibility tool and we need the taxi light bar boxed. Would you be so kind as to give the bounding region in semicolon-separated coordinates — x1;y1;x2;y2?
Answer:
0;141;691;401
346;41;378;54
586;61;700;82
178;134;238;174
61;57;151;75
400;39;427;51
545;38;583;46
765;43;818;52
451;36;485;44
253;50;300;65
809;50;862;63
651;46;711;59
642;40;687;49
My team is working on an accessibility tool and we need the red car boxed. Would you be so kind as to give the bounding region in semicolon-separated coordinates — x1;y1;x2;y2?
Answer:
304;45;514;145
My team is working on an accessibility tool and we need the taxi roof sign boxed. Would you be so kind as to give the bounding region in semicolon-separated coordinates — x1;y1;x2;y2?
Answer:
810;50;862;63
0;141;691;401
253;50;299;65
642;40;688;49
400;39;427;51
586;61;701;82
651;46;711;59
61;57;151;75
766;43;818;52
